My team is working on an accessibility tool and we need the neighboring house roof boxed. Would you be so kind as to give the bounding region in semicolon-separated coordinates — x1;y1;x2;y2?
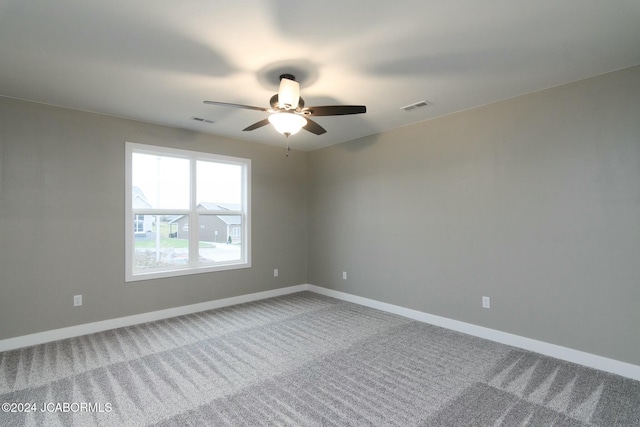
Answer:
132;186;152;208
167;215;185;224
168;203;242;225
201;203;242;225
165;215;183;223
197;202;241;211
216;215;241;226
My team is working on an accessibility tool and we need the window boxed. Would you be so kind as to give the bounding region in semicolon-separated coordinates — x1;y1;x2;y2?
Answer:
134;214;145;234
125;142;251;281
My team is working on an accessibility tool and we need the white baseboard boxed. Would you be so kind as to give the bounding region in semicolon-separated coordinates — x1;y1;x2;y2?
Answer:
1;283;638;382
0;284;308;353
307;285;640;381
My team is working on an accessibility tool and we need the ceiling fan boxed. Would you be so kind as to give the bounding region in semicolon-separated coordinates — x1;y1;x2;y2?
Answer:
204;74;366;138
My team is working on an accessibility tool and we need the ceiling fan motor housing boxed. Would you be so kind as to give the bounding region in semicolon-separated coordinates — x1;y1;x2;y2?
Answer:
270;94;305;111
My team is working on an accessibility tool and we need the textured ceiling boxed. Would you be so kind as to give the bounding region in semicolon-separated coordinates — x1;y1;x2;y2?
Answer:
1;0;639;151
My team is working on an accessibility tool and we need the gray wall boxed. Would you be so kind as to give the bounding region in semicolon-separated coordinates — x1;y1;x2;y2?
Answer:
0;97;308;339
2;66;639;367
308;66;640;365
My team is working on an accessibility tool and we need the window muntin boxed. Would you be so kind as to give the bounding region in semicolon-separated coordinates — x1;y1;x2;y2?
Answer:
125;143;250;282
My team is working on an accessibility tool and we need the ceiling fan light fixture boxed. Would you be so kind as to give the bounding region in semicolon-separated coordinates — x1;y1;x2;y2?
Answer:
278;77;300;110
268;112;307;136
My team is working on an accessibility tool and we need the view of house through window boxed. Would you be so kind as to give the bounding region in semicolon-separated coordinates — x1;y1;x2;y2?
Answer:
126;143;250;281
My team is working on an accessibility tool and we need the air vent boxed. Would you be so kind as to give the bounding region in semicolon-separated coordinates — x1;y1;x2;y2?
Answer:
191;116;214;124
400;100;432;112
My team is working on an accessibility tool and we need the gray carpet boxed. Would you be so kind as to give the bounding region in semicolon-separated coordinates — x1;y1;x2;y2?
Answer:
1;292;638;426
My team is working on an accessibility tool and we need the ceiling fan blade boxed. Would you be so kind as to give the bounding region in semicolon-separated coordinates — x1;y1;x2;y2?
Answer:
303;118;327;135
204;101;269;112
301;105;366;116
243;118;271;131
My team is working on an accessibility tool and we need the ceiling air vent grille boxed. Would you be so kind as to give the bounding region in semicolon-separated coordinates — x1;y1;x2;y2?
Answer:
191;116;214;124
401;100;432;112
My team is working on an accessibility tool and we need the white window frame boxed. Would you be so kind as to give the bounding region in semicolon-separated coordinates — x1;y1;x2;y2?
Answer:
125;142;251;282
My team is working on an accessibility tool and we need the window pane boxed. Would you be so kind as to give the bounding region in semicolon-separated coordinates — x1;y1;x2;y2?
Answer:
198;214;242;265
196;161;242;208
134;214;146;234
134;215;189;272
133;153;189;209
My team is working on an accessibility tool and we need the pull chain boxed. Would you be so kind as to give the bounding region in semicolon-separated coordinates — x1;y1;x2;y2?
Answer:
284;134;291;157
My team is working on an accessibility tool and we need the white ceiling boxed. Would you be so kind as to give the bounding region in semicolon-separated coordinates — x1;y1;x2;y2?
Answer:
1;1;639;152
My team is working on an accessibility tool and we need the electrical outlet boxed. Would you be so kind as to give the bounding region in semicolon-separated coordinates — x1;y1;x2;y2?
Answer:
343;271;347;280
74;295;83;307
273;268;278;277
482;296;491;309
